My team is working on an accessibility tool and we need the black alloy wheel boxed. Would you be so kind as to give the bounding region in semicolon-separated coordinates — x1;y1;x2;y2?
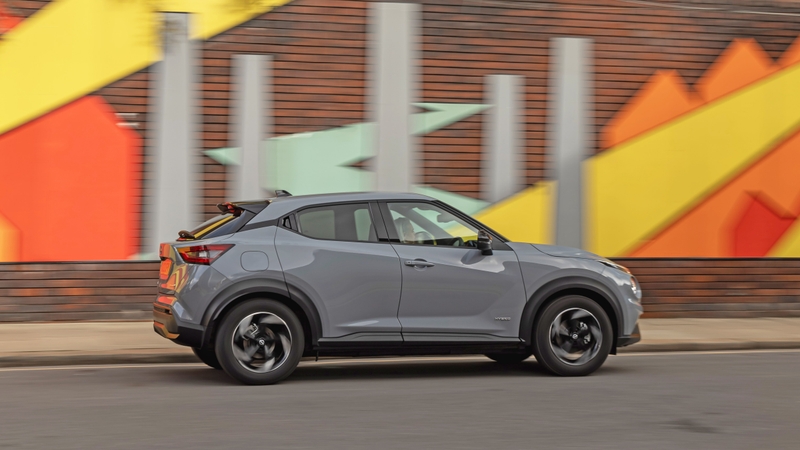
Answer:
532;295;613;376
215;299;304;385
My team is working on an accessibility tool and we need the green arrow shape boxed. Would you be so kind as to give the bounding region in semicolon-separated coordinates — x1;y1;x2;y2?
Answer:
204;103;489;167
412;103;489;135
412;185;488;216
205;147;240;165
203;103;492;203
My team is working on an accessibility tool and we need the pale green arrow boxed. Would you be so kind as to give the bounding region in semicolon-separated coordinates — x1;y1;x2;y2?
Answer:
412;185;488;216
205;103;490;200
412;103;489;135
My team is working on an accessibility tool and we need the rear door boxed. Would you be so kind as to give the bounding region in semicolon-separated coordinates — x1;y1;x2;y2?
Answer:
274;202;403;342
382;201;526;341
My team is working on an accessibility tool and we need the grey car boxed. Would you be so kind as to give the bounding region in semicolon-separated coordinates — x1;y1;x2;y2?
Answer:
154;191;642;384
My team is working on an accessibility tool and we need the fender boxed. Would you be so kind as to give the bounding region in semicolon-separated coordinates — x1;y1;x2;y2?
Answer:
518;276;623;344
201;277;323;347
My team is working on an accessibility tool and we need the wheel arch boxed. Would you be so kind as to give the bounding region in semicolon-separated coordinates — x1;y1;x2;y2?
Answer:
201;278;322;352
519;277;622;351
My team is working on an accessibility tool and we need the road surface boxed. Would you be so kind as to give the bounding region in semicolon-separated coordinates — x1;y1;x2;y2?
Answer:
1;350;797;449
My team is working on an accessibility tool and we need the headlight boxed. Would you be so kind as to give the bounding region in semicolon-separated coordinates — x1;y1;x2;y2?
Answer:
598;260;631;275
630;276;639;296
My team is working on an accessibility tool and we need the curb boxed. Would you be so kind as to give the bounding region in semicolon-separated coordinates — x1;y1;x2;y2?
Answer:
0;350;197;368
2;341;800;368
617;340;800;353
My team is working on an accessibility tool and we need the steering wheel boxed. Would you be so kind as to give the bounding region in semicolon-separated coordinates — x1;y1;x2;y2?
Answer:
451;237;464;247
414;231;436;245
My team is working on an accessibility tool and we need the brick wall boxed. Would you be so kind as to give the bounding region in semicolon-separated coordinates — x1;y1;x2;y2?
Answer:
4;1;800;321
0;262;158;322
2;259;798;322
617;258;800;318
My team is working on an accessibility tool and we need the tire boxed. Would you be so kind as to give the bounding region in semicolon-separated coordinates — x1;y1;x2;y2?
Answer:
532;295;613;377
192;346;222;370
485;352;531;364
215;299;305;385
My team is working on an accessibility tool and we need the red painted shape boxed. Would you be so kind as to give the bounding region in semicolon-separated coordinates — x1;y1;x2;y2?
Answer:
0;3;22;33
0;96;141;261
732;194;797;257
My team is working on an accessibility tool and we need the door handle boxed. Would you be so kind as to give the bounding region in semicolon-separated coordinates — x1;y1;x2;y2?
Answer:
405;260;435;268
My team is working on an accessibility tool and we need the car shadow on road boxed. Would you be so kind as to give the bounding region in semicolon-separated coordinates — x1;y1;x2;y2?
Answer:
286;359;550;383
155;357;630;386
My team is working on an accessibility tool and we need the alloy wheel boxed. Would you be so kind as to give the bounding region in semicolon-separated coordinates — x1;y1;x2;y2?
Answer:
231;312;292;373
548;307;603;366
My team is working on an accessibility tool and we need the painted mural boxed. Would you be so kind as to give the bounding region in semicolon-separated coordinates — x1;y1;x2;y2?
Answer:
3;0;800;261
0;0;292;261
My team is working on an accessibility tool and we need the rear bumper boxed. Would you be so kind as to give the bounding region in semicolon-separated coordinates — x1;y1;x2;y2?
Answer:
153;302;204;348
617;323;641;347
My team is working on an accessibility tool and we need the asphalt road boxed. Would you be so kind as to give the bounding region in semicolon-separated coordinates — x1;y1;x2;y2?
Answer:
0;351;798;450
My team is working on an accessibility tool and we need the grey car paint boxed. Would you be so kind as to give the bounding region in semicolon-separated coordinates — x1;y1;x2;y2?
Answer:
391;243;525;340
508;242;642;337
154;191;642;353
274;226;403;340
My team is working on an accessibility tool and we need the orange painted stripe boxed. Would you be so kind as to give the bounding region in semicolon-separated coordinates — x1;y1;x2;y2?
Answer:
602;38;789;150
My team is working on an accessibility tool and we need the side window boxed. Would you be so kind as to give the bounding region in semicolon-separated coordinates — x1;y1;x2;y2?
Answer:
296;203;378;242
387;202;479;247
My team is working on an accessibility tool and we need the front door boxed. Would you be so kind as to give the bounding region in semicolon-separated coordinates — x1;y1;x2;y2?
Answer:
274;202;402;342
383;201;526;342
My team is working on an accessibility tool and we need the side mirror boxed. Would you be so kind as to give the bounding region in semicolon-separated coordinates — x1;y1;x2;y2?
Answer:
477;230;493;255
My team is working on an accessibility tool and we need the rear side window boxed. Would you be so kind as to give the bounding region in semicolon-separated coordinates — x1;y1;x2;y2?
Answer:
296;203;378;242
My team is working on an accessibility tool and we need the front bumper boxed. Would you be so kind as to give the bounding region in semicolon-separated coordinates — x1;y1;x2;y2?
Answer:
153;301;204;348
617;323;641;347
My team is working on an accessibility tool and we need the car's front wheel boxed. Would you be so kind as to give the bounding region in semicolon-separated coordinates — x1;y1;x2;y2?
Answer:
215;299;304;385
532;295;613;376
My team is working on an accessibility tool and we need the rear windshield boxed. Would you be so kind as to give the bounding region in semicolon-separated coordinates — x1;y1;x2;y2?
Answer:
181;210;255;241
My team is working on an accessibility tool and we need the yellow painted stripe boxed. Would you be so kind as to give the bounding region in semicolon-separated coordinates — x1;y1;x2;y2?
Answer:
586;63;800;257
0;0;158;136
475;181;555;244
0;0;292;136
768;218;800;257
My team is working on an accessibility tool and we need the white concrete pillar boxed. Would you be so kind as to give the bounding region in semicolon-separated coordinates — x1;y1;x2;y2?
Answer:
230;54;271;200
370;2;419;192
550;37;593;249
483;74;525;203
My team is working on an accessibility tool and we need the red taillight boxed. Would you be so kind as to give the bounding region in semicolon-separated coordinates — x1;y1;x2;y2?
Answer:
176;244;234;265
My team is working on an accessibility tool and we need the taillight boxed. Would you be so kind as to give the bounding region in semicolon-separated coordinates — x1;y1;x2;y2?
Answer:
176;244;234;265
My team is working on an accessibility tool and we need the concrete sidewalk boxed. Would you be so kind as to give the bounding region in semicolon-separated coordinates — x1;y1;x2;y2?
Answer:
1;318;799;367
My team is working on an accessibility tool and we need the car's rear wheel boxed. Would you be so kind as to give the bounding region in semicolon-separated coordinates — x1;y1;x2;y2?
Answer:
215;299;304;385
485;352;531;364
532;295;613;376
192;346;221;370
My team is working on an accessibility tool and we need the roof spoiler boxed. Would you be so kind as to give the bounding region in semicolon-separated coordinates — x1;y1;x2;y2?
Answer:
216;201;268;216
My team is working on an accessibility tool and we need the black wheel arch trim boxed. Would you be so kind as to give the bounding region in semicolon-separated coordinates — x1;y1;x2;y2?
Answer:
518;276;624;345
200;278;323;348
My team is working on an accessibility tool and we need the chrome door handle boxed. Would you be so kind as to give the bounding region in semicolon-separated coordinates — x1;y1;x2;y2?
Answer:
405;260;435;268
